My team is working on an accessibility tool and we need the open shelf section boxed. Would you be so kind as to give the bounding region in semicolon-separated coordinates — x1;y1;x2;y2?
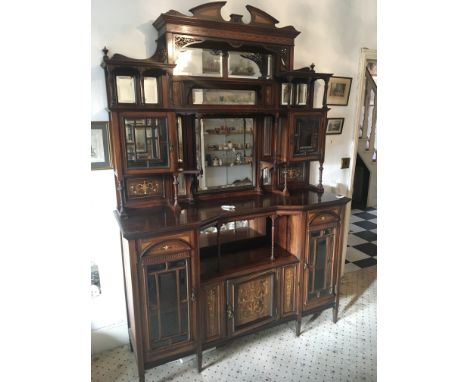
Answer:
199;226;265;249
200;244;298;284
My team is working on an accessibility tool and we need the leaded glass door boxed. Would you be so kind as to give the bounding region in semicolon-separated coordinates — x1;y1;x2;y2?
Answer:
140;242;195;352
304;225;336;309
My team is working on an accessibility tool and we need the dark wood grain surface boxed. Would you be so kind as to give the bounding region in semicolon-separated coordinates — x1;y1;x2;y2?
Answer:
115;190;350;239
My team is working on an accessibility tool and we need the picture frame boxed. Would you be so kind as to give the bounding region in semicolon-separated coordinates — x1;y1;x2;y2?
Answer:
326;118;345;135
91;121;112;170
327;76;352;106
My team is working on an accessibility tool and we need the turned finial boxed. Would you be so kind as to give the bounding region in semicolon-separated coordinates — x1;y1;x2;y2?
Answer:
102;46;109;59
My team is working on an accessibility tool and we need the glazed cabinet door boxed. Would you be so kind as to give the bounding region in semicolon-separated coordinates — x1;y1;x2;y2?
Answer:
303;226;337;310
288;112;324;161
121;112;177;174
227;270;277;337
139;239;196;356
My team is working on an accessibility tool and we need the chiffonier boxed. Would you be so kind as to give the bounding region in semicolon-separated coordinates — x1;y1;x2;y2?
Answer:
101;2;350;381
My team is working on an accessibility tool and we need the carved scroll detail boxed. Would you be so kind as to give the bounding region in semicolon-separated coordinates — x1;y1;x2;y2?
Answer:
175;36;202;49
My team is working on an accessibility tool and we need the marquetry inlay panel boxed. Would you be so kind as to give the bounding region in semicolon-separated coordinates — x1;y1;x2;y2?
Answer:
205;284;220;339
126;177;164;199
282;266;296;315
235;275;273;326
278;163;306;184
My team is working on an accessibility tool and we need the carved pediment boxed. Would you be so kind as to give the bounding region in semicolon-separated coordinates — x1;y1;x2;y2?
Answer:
154;2;300;37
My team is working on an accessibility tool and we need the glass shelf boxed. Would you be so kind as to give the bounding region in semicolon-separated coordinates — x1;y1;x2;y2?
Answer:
196;117;254;192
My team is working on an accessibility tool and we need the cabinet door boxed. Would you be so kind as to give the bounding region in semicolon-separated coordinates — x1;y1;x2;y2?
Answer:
140;240;195;354
201;282;226;344
122;112;177;173
280;265;297;317
304;226;336;309
289;113;323;161
227;270;277;337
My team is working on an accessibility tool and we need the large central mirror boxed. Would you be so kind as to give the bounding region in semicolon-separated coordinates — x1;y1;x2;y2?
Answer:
195;117;254;192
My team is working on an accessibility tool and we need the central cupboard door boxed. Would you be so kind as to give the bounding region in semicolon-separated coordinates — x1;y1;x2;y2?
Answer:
227;270;277;336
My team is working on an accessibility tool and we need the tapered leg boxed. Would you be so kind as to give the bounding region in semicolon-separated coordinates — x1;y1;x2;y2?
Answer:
296;316;302;336
138;368;145;382
332;305;338;323
197;349;203;372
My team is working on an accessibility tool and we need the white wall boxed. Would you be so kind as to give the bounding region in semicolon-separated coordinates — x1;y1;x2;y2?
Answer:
91;0;376;353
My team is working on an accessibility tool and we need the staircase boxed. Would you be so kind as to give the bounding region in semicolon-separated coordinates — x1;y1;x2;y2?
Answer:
356;66;377;208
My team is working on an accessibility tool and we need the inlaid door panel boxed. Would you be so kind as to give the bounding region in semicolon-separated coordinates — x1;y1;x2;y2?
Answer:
281;265;297;317
201;282;226;343
227;270;277;337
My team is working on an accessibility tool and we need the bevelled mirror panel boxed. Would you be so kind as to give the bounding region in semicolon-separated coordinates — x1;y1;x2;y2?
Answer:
192;89;256;105
143;77;158;104
228;51;272;79
296;83;308;105
116;75;136;103
174;48;222;77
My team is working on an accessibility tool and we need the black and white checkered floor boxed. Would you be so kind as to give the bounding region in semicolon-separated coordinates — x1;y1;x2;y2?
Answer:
344;207;377;273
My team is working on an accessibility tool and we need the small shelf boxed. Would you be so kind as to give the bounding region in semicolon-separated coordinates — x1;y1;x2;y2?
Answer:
206;163;252;168
200;227;264;249
200;245;298;284
204;132;253;136
205;148;252;152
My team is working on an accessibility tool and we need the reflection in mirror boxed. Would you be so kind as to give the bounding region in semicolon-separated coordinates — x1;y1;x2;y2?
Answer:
192;89;256;105
177;116;184;165
174;48;222;77
143;77;158;104
281;83;292;105
116;75;136;103
262;168;272;185
314;79;325;108
228;52;272;79
296;84;308;105
228;51;261;78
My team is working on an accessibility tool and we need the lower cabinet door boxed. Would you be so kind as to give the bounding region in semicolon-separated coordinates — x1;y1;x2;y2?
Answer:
140;249;196;355
304;225;337;310
280;265;297;317
201;281;225;344
227;270;277;337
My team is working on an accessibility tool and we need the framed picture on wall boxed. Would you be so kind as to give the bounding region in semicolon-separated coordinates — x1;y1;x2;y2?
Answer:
91;121;112;170
326;118;344;135
327;76;352;106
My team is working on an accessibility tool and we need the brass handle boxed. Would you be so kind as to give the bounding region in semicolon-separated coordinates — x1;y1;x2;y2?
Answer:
320;216;325;221
191;290;196;302
304;262;308;270
227;304;234;320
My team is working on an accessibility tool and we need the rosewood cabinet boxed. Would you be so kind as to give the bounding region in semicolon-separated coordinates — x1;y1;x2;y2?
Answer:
103;3;350;381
